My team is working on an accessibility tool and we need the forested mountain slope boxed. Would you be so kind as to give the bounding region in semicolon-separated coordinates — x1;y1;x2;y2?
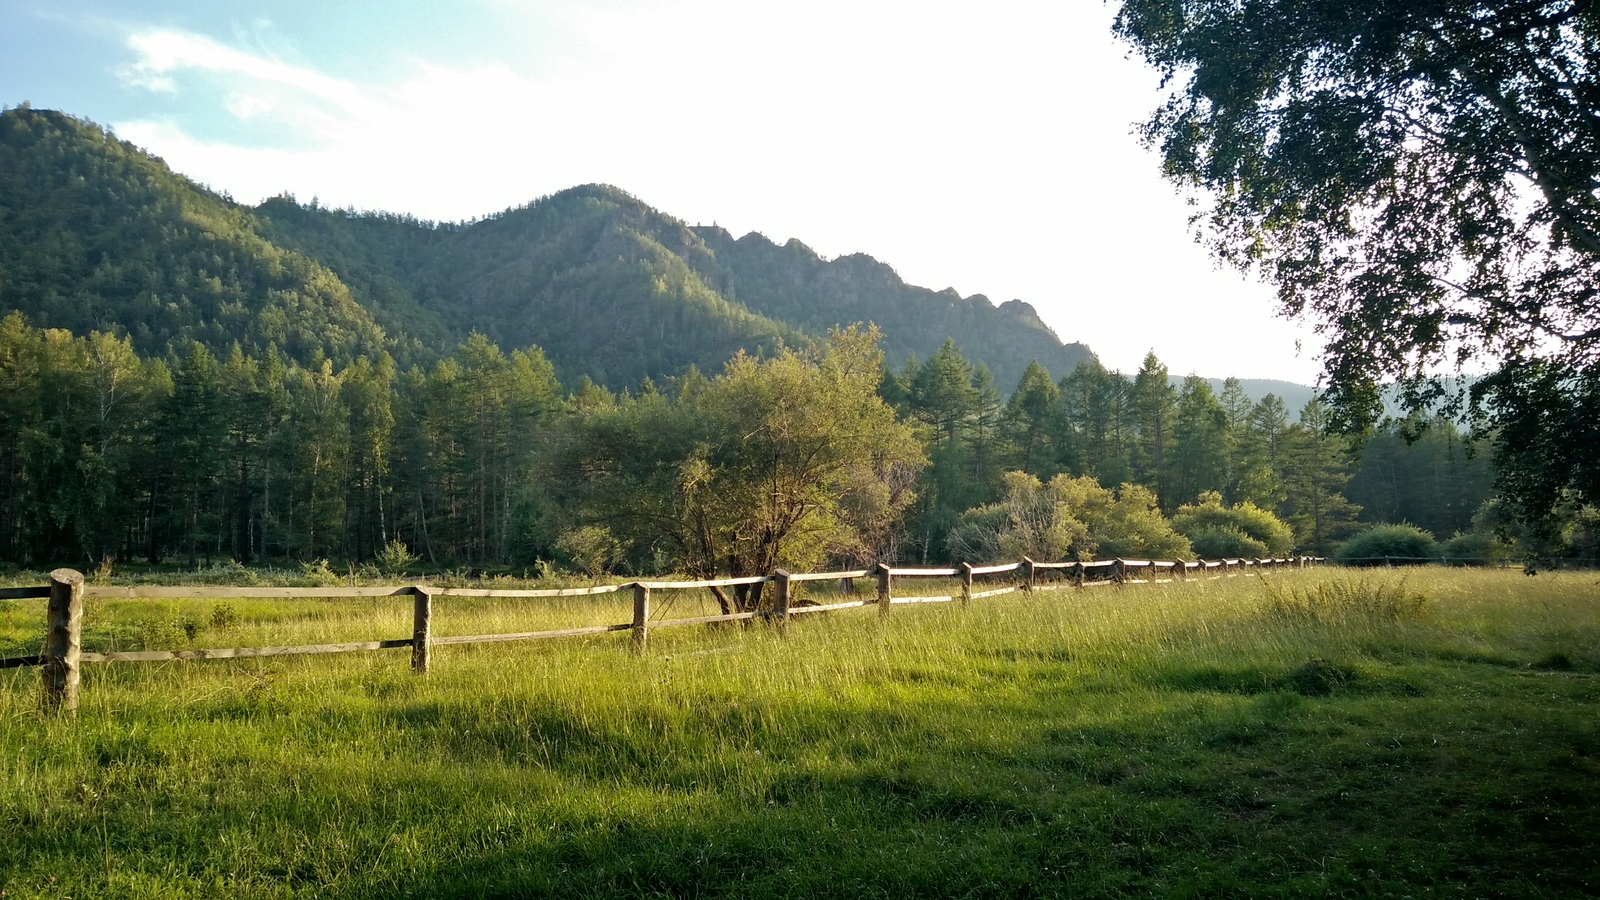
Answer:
256;185;807;387
0;107;387;365
692;226;1093;391
2;107;1097;390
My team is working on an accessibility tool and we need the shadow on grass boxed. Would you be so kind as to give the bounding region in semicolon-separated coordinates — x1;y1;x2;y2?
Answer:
1144;659;1426;698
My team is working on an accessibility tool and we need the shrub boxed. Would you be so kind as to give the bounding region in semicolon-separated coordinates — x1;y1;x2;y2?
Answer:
1188;525;1270;560
1335;524;1439;566
556;526;623;577
377;540;420;574
948;473;1189;563
1172;492;1295;556
297;559;341;586
1440;530;1514;566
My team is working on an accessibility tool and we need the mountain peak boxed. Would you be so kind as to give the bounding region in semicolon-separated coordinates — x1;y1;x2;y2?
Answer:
3;106;1098;392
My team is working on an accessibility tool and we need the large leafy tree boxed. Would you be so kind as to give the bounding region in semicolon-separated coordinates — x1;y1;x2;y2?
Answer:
1114;0;1600;521
556;326;925;612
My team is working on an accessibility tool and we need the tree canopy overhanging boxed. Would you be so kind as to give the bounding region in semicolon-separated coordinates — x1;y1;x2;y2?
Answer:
1112;0;1600;523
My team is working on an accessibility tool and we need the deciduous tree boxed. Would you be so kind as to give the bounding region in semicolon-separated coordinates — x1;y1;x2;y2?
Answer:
1113;0;1600;522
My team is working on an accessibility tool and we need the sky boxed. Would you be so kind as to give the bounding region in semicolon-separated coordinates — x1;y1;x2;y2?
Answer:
0;0;1327;386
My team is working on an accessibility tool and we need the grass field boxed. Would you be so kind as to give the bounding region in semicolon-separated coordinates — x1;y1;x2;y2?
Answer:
0;567;1596;898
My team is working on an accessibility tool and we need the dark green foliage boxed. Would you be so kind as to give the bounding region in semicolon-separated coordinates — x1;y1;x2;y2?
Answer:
0;315;563;568
998;360;1064;476
1060;358;1135;486
551;327;924;608
1336;524;1441;566
1472;362;1600;538
1440;529;1513;566
893;341;1006;562
259;186;810;390
1130;353;1176;506
1346;416;1495;539
1279;400;1363;554
0;106;1507;570
1166;375;1230;508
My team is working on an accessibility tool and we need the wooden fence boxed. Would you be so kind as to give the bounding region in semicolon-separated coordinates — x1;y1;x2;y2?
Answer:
0;556;1321;715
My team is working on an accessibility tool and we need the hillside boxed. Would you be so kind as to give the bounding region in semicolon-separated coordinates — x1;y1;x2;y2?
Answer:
1174;377;1319;414
690;226;1093;390
1;107;1100;390
0;107;387;365
254;186;807;387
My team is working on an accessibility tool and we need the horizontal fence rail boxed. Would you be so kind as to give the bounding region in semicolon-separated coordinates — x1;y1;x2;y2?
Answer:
2;557;1324;717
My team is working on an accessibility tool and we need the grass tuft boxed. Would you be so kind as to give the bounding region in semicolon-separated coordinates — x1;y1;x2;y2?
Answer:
1261;574;1428;624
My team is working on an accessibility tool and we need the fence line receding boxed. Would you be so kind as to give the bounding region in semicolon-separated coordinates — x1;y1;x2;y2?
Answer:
3;556;1322;716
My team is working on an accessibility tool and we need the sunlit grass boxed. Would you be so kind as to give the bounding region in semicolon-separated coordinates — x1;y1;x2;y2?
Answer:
1;568;1596;897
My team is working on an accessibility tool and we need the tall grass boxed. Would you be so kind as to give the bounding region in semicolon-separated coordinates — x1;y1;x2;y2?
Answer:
0;568;1596;897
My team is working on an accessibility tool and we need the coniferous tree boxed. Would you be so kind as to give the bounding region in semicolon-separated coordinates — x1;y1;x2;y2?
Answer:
161;343;229;566
1060;358;1132;486
340;353;396;560
284;357;349;561
1130;353;1176;506
999;361;1063;477
1346;416;1494;540
1167;375;1231;509
1280;399;1362;553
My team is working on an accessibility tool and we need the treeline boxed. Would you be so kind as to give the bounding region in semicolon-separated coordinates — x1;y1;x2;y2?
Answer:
0;313;1498;572
0;314;560;568
882;343;1498;561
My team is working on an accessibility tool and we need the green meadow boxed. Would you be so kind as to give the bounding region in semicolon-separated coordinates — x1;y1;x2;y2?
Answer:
0;567;1596;898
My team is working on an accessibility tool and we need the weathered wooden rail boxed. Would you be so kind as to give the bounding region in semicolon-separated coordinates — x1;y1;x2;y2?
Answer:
3;556;1321;715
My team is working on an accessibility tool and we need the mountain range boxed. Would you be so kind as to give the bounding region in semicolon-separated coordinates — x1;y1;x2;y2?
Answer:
1;106;1099;392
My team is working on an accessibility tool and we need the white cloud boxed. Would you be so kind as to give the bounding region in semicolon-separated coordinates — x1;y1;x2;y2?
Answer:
125;30;367;114
108;3;1327;384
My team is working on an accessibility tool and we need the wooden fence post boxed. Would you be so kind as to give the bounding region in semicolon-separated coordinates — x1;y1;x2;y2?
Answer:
960;563;974;608
1020;557;1035;593
876;563;892;618
632;582;651;653
772;569;791;635
43;568;84;715
411;587;432;675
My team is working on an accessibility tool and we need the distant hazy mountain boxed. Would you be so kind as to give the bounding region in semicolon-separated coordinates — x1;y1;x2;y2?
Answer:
1;107;1098;391
1171;376;1320;414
